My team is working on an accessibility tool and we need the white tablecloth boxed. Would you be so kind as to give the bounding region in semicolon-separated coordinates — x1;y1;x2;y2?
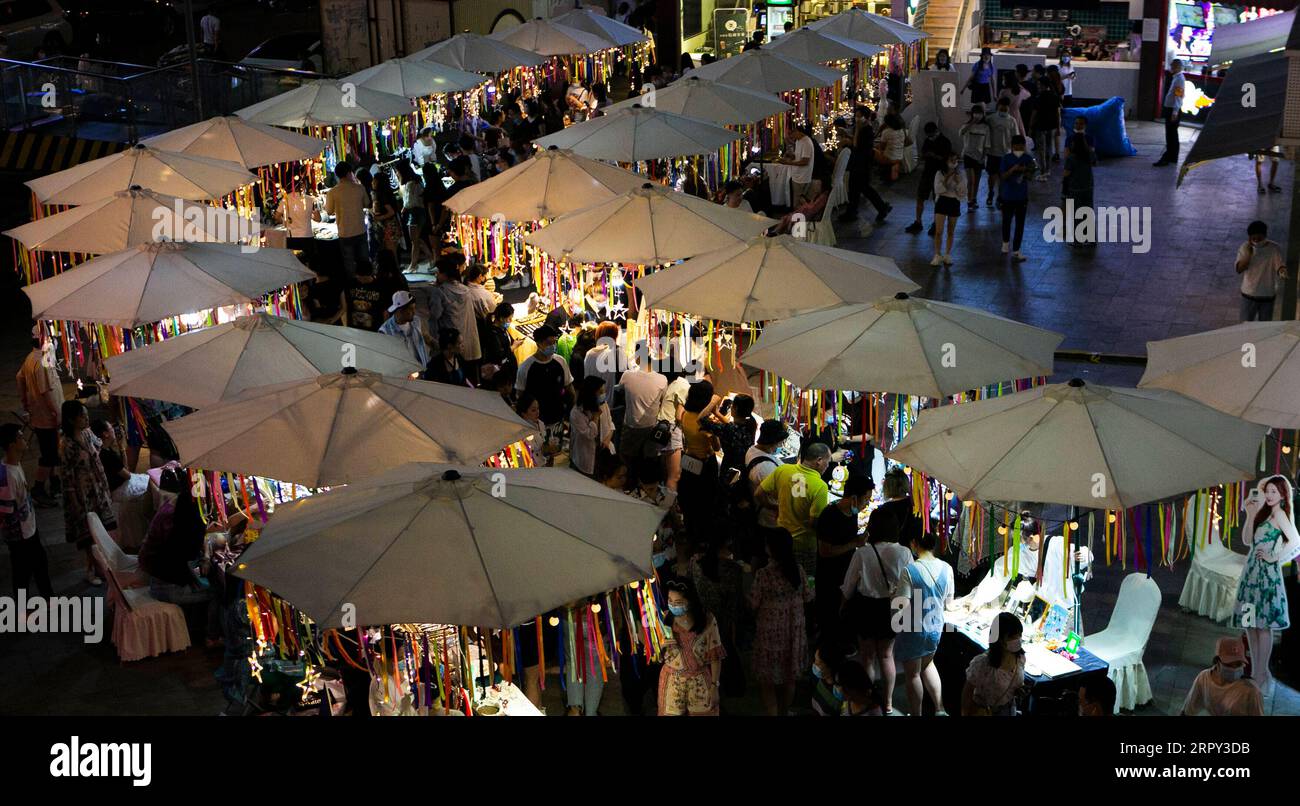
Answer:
764;163;799;207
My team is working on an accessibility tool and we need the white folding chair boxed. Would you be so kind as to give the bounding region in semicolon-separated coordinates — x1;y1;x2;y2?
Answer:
88;511;146;589
1084;573;1163;712
826;147;851;212
1178;525;1246;624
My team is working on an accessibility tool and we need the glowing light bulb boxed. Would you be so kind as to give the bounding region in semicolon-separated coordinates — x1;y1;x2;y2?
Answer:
591;603;602;614
997;526;1008;535
1108;513;1117;523
1284;445;1292;455
962;500;974;508
548;616;560;627
1069;521;1079;530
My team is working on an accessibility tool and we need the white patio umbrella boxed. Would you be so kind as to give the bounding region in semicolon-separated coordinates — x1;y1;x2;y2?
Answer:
489;17;610;57
765;26;885;63
140;116;328;169
25;143;257;204
236;79;413;127
890;379;1267;510
552;8;649;47
605;76;791;126
633;235;918;323
445;145;644;222
680;49;844;93
105;313;422;408
165;368;538;487
23;242;312;327
1139;320;1300;428
740;293;1062;397
807;8;929;45
233;463;663;629
411;32;546;73
343;57;485;99
532;103;740;161
3;187;253;254
523;182;777;265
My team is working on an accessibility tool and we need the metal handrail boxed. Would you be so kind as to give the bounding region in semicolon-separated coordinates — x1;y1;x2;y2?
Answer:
950;0;975;60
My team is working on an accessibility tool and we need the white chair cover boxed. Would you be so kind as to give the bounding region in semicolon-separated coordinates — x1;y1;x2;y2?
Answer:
88;512;146;589
1084;573;1162;712
826;147;851;211
1178;525;1246;623
111;472;156;552
94;545;191;662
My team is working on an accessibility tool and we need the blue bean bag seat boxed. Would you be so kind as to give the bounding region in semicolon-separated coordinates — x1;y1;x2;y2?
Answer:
1062;97;1138;158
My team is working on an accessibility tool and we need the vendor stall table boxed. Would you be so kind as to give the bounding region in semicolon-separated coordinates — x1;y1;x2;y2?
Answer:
936;622;1109;715
477;681;543;716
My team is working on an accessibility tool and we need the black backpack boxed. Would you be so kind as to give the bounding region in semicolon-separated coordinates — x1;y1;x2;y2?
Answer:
728;454;778;519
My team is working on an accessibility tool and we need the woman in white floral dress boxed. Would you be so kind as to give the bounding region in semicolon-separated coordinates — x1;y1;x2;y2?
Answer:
1232;475;1297;693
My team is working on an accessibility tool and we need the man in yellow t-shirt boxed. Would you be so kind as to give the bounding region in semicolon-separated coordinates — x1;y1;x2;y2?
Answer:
758;441;831;577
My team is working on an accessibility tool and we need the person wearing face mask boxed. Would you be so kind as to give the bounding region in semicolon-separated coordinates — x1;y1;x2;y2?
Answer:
757;442;832;578
959;104;992;213
814;473;872;643
809;638;847;715
379;291;432;368
1181;636;1264;716
984;97;1017;208
931;153;966;267
514;324;575;431
962;612;1026;716
1063;117;1096;162
658;580;726;716
998;135;1035;261
964;48;995;105
894;529;955;716
568;375;615;476
1235;220;1289;322
904;122;952;236
1058;54;1076;103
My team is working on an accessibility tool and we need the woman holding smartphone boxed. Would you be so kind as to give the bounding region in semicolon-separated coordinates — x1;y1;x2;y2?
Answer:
1232;474;1298;694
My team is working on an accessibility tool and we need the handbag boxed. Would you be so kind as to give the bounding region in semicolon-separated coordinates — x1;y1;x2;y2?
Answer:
650;419;672;446
680;453;705;476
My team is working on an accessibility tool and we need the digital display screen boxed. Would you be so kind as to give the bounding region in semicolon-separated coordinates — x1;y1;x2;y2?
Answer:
1175;2;1206;27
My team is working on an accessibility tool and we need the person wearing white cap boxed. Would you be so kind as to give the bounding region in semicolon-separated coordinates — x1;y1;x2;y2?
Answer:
1181;636;1264;716
379;290;432;368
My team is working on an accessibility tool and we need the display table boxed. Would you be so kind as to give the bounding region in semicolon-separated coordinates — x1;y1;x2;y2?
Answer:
477;681;543;716
764;162;800;207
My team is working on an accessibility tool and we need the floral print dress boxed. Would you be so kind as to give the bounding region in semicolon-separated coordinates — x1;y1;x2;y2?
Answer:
59;428;115;550
658;617;726;716
1232;521;1290;630
748;564;813;685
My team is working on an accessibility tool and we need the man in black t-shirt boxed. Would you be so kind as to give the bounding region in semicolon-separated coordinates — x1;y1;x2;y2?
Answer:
514;325;574;427
815;473;874;644
905;123;952;235
343;265;398;332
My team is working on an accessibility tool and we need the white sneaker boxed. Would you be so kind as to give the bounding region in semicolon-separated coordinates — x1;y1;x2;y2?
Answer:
930;254;943;266
1001;242;1010;254
1013;251;1027;262
942;253;953;266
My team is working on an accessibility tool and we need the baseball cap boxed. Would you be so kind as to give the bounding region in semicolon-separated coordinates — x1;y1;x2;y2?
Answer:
1216;636;1246;666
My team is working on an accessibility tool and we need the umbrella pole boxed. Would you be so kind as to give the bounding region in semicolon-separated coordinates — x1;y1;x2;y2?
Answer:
1283;159;1300;320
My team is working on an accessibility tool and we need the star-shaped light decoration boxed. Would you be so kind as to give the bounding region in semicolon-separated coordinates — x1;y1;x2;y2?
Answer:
248;653;263;683
297;665;321;698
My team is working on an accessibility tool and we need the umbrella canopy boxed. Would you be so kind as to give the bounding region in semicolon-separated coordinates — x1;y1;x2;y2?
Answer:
411;32;546;73
552;8;649;47
633;235;918;323
236;79;413;127
1178;51;1289;183
680;49;843;93
524;182;777;265
165;368;538;486
489;17;610;56
23;242;312;327
343;57;485;99
140;116;328;169
740;293;1062;397
3;187;253;254
25;143;256;204
233;463;662;628
890;379;1267;510
1139;320;1300;428
807;8;929;45
765;26;885;63
445;145;645;221
605;76;791;126
532;103;740;161
105;313;422;408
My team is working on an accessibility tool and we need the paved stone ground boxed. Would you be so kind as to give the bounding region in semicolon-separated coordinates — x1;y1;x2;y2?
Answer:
2;120;1298;716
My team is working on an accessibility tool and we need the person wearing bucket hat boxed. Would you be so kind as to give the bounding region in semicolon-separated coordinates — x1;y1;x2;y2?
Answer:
1181;636;1263;716
379;290;432;369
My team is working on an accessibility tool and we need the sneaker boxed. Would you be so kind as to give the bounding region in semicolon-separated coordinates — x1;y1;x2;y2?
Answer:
942;253;953;266
1152;160;1171;167
1013;251;1027;262
1259;186;1268;194
904;220;923;234
875;203;892;223
930;254;943;266
1001;242;1010;254
968;201;978;212
927;222;936;236
1270;184;1283;193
